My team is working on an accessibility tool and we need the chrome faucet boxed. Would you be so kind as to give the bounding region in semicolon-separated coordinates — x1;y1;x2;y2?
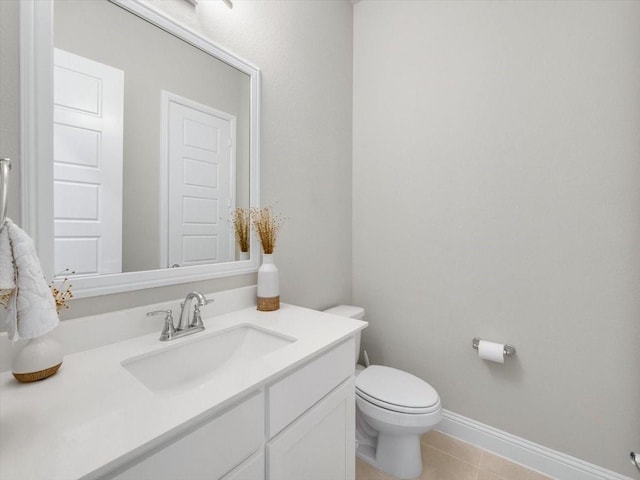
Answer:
178;291;212;331
147;292;213;342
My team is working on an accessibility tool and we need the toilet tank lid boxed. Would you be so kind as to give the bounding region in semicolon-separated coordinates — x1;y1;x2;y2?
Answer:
323;305;365;320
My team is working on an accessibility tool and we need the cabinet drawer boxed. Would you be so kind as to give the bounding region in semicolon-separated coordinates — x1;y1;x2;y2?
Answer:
110;392;264;480
267;338;354;437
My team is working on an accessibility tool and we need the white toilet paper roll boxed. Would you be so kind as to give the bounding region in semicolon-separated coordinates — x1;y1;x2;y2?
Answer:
478;340;505;363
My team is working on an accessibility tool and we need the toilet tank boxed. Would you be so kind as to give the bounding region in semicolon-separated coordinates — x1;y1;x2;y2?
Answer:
323;305;365;365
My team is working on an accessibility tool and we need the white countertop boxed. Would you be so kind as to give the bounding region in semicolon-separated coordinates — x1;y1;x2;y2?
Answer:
0;304;366;480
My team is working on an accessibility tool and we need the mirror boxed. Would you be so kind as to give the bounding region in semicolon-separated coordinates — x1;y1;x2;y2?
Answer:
21;0;261;298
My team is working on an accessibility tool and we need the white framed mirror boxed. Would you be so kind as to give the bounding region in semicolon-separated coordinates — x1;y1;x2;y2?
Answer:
20;0;261;298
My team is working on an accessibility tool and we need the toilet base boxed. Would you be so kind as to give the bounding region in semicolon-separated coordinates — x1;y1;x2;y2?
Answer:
357;433;423;480
377;433;423;479
355;397;442;480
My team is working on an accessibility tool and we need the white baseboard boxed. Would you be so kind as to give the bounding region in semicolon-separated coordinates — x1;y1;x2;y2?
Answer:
437;410;634;480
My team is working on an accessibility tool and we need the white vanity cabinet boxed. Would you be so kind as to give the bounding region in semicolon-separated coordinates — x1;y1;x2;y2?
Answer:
109;392;265;480
267;378;355;480
105;338;356;480
266;338;355;480
222;453;265;480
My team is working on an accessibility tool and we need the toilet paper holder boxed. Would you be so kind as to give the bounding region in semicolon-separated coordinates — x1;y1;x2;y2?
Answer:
472;337;516;357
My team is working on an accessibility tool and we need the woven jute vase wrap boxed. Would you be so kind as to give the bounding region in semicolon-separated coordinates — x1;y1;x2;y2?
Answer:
13;362;62;383
257;296;280;312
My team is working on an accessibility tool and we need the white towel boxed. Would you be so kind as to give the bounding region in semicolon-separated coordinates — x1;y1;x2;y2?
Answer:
0;219;59;340
0;222;15;295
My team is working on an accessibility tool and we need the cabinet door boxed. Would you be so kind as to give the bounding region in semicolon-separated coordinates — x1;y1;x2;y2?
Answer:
267;339;354;437
222;452;264;480
109;392;264;480
267;378;355;480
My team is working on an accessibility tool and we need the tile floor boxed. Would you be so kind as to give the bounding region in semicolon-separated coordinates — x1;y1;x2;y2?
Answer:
356;431;553;480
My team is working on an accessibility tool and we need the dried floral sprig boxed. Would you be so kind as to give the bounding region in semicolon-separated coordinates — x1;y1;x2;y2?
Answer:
231;207;251;253
251;206;284;254
1;269;75;313
0;256;16;308
50;270;74;313
0;291;10;309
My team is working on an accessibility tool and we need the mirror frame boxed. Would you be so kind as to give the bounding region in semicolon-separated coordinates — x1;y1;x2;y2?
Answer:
20;0;261;298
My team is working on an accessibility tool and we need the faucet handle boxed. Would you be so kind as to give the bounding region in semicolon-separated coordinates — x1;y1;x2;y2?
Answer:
147;310;176;341
189;297;214;328
190;305;204;329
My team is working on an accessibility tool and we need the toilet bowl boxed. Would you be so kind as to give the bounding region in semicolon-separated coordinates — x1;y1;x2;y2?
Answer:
324;306;443;480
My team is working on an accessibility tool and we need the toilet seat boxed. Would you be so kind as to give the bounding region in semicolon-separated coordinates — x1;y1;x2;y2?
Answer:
356;365;440;414
356;389;440;414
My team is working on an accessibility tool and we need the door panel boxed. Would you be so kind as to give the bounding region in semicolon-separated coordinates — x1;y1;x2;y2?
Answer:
165;94;235;267
53;48;124;276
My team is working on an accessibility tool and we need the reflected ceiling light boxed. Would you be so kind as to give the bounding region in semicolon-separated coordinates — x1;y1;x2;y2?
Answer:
222;0;233;8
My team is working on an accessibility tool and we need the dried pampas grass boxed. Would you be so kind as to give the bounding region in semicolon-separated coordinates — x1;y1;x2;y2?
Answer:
231;207;251;253
251;207;284;254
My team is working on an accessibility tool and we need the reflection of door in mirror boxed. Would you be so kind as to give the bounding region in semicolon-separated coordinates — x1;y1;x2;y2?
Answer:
53;48;124;277
163;92;236;268
53;0;251;277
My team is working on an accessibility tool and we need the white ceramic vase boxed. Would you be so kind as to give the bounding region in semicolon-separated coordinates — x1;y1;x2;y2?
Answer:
12;334;63;382
257;253;279;311
239;251;250;261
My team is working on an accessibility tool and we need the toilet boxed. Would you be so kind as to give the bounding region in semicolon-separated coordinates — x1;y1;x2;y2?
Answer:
324;305;442;480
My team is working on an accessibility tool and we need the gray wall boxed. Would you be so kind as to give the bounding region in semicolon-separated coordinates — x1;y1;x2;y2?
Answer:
0;0;353;318
353;1;640;476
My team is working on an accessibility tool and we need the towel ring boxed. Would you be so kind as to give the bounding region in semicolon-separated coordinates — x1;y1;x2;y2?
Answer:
0;158;11;229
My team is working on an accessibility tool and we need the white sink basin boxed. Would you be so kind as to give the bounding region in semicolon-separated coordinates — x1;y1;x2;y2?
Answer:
122;324;295;395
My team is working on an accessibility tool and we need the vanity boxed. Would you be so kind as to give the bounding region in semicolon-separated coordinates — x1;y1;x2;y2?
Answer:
0;291;367;480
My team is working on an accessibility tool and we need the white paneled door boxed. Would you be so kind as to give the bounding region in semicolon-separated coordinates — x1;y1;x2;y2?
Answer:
163;92;235;267
53;48;124;276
